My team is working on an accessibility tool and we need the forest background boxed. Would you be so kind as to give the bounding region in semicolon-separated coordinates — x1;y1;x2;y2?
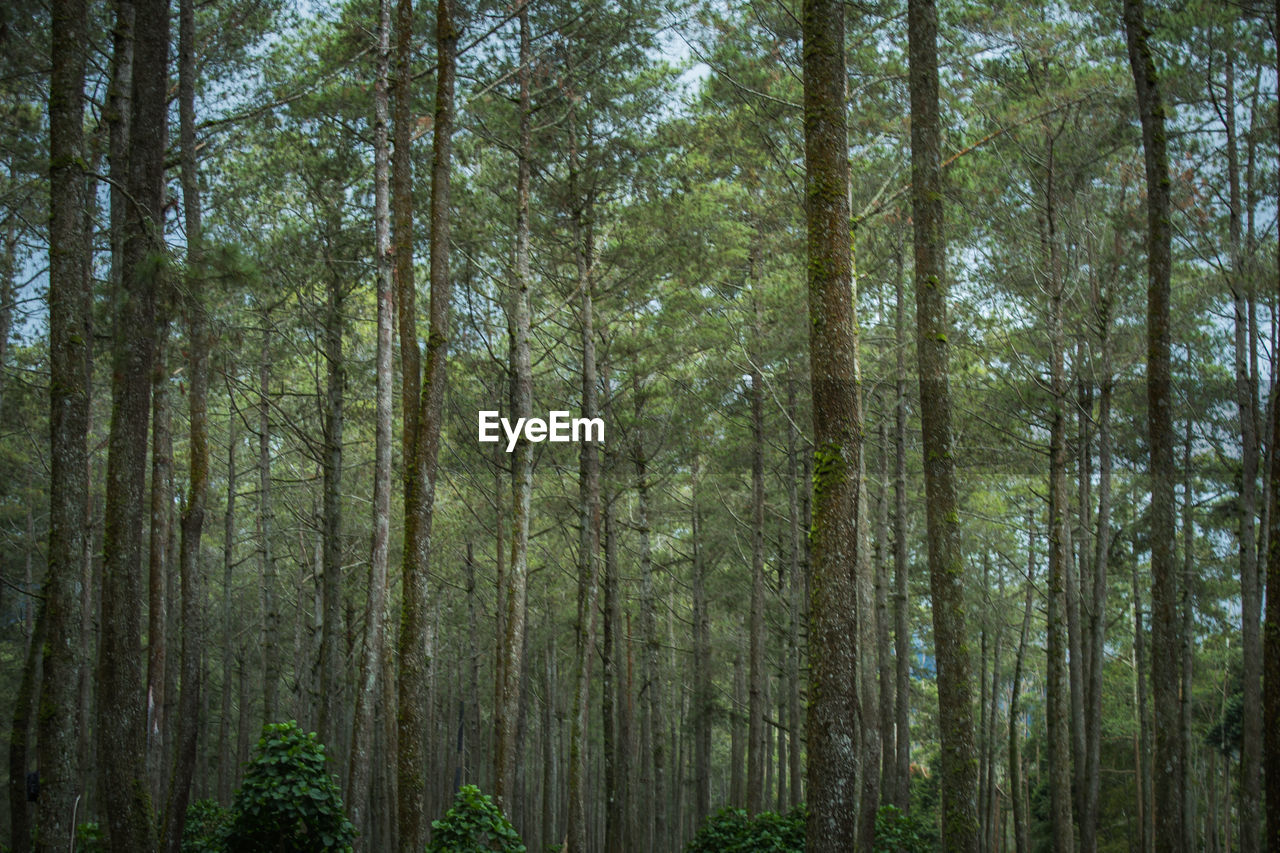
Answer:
1;0;1278;850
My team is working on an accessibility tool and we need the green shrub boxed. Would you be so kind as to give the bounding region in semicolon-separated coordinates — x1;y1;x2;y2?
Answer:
223;720;355;852
75;821;105;853
427;785;525;852
181;798;230;853
686;805;807;852
873;804;933;853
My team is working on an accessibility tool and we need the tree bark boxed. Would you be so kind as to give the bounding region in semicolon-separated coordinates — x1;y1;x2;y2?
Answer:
1043;130;1076;853
218;406;237;803
397;0;456;845
37;0;92;843
1009;524;1034;853
893;254;911;813
801;0;867;846
908;0;979;848
146;323;171;804
347;0;392;840
747;268;766;817
1083;244;1115;853
318;228;346;771
160;0;208;842
1123;1;1182;848
96;0;169;840
495;1;533;812
9;600;44;853
565;89;603;853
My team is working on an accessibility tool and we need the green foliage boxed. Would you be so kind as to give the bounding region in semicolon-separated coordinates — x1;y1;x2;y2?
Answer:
686;805;807;852
873;805;933;853
181;799;231;853
223;721;355;852
427;785;526;852
75;821;105;853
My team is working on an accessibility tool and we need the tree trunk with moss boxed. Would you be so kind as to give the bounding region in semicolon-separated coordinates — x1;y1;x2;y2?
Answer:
801;0;866;847
909;0;979;848
1123;1;1182;849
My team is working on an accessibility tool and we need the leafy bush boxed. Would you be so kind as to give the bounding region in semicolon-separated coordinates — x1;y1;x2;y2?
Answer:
222;720;355;852
181;799;230;853
686;805;807;852
75;821;105;853
873;804;933;853
427;785;526;852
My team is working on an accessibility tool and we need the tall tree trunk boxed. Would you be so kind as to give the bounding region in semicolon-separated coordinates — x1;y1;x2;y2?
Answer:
1265;1;1280;829
258;330;278;725
1123;2;1182;849
1009;524;1034;853
893;254;911;813
10;601;44;853
1134;537;1152;853
160;0;208;843
218;406;237;803
786;380;804;810
397;0;455;845
1219;47;1263;853
1043;131;1076;853
495;2;533;812
318;240;346;768
38;0;92;842
96;0;169;840
876;405;895;805
347;0;392;840
908;0;979;848
801;0;867;846
747;271;766;817
565;91;602;853
1083;255;1115;853
146;325;171;803
604;494;625;852
690;459;713;819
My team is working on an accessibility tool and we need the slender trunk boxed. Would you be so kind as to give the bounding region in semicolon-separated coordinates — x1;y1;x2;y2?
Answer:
218;407;237;803
691;459;711;825
1134;536;1152;853
1043;132;1075;853
9;601;44;853
38;0;92;841
160;0;208;842
604;496;625;852
802;0;869;845
893;254;911;812
565;94;603;853
876;405;895;803
347;0;392;839
496;2;533;811
786;381;804;810
1222;47;1263;853
1124;1;1182;848
96;0;169;840
258;330;278;725
1266;4;1280;826
318;242;345;767
908;0;978;847
747;270;766;817
731;639;745;808
1084;262;1114;853
1009;524;1034;853
146;325;171;803
398;0;455;846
